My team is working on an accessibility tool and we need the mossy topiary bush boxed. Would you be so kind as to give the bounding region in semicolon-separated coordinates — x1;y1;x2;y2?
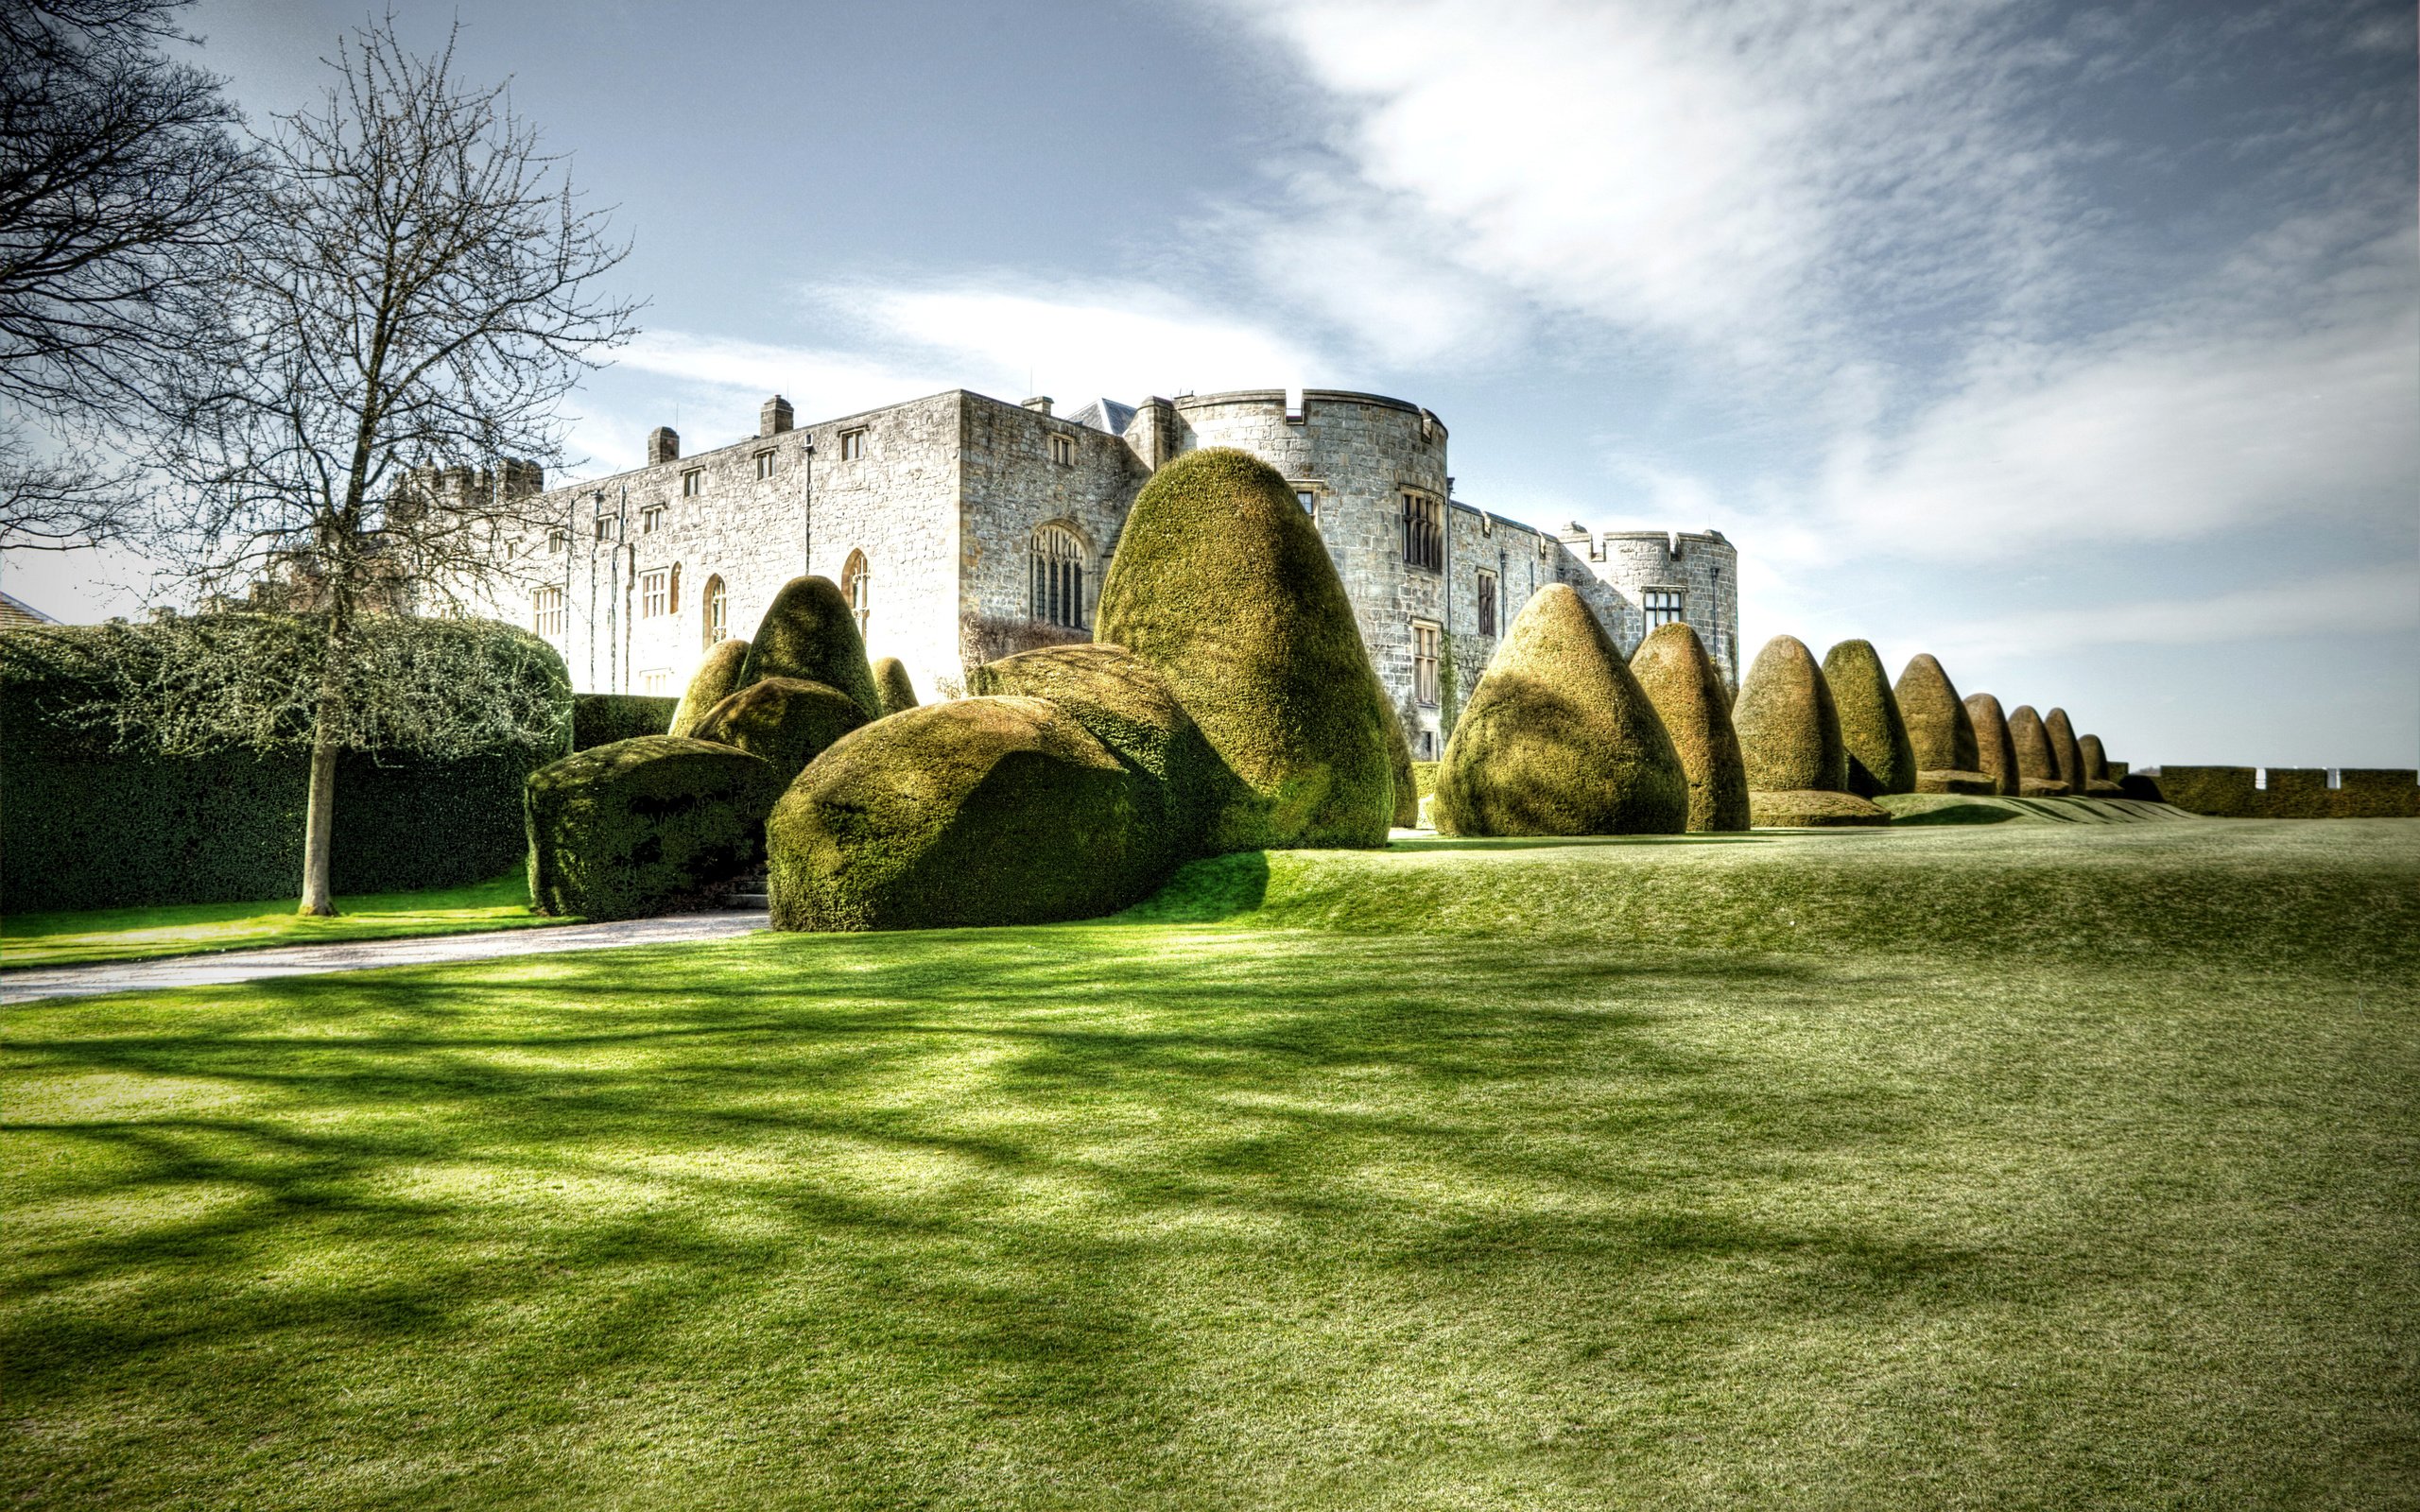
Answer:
737;576;881;720
2045;708;2085;792
669;639;751;739
525;735;785;921
1630;622;1750;832
1382;699;1420;828
2007;706;2070;795
1823;639;1917;798
1964;693;2019;797
572;694;675;751
767;696;1171;931
2079;733;2112;783
1433;584;1686;836
1894;653;1993;793
1094;447;1392;851
873;656;920;717
1734;635;1887;826
689;677;870;789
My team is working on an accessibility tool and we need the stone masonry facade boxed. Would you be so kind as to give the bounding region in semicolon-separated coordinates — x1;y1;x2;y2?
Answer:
485;387;1739;758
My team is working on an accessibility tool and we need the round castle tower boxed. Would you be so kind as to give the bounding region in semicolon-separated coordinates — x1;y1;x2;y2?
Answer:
1595;529;1740;688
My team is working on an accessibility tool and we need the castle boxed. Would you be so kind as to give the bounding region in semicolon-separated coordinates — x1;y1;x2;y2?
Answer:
500;386;1739;759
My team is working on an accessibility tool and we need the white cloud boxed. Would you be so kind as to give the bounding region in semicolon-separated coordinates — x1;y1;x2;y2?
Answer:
1929;565;2419;658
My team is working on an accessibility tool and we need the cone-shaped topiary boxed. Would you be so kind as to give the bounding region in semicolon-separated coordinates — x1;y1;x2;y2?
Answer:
873;656;919;717
669;638;750;738
1630;622;1750;832
1432;584;1687;836
1093;447;1391;850
1965;693;2019;796
2008;705;2069;795
767;696;1171;931
526;735;785;921
1382;698;1420;828
967;642;1225;866
690;677;869;790
2045;707;2084;792
1823;639;1918;797
1895;653;1995;794
1735;634;1887;825
737;576;881;720
2079;733;2111;782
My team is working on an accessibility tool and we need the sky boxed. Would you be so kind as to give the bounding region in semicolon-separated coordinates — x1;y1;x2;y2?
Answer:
7;0;2414;765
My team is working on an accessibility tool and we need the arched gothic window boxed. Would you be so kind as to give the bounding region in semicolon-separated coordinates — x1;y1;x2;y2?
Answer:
1031;524;1087;629
841;549;871;635
701;574;726;649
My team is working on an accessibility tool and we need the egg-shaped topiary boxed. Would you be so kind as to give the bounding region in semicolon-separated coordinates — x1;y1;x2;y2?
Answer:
737;576;881;720
1735;634;1887;826
1382;698;1420;828
1432;584;1686;836
873;656;919;717
1629;622;1751;832
1823;639;1918;798
2007;705;2069;795
689;677;869;789
525;735;785;921
1093;447;1391;851
1964;693;2020;796
2045;708;2085;792
669;638;751;739
1895;654;1979;771
767;696;1170;931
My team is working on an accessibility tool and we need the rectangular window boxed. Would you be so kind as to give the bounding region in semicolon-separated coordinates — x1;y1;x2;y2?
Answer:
533;585;565;637
1477;569;1498;637
593;514;617;541
681;470;703;497
839;428;866;461
1412;621;1440;707
641;504;666;535
546;527;568;554
754;450;777;480
641;569;669;618
1643;587;1685;629
1296;489;1318;518
1049;433;1074;465
640;668;671;695
1401;492;1443;572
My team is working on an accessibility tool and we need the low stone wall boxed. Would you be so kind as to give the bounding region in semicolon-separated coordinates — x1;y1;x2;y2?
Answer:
2144;765;2419;818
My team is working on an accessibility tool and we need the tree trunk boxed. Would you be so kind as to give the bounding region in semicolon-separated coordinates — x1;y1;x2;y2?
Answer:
298;723;340;916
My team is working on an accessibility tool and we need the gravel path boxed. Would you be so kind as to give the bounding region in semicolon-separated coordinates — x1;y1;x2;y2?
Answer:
0;910;770;1005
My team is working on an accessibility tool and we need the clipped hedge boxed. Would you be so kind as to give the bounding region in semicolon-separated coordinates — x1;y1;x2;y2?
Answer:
689;677;868;789
1382;699;1420;829
1964;693;2019;797
573;693;675;751
1734;635;1846;793
2008;706;2069;795
1824;640;1917;798
1894;653;1979;775
2045;708;2085;792
739;576;881;720
525;736;785;920
670;639;751;738
873;656;920;717
1629;622;1751;832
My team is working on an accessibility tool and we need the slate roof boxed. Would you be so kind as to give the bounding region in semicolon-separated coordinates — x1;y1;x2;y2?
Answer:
1064;397;1136;436
0;589;57;627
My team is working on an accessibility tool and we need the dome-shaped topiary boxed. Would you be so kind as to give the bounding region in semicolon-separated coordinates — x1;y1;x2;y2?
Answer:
1823;639;1918;797
1382;699;1420;828
690;677;869;789
1895;654;1995;794
2007;705;2070;795
1964;693;2019;797
873;656;919;717
2045;707;2084;792
767;696;1171;931
2079;733;2111;782
1630;622;1750;832
525;735;785;921
1433;584;1686;836
1094;447;1392;851
1735;635;1846;792
669;638;750;739
737;576;881;720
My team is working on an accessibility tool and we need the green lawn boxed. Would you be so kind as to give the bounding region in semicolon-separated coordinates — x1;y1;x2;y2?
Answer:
4;821;2415;1509
1;872;563;970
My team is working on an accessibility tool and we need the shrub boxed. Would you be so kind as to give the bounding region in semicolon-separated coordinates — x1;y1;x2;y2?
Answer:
1630;622;1750;832
1823;640;1917;798
1434;584;1686;836
1895;653;1980;773
525;735;785;920
873;656;920;717
689;677;869;789
573;694;674;751
1733;635;1846;793
767;696;1168;931
737;576;881;720
2079;733;2112;782
1964;693;2019;797
669;639;751;738
1748;789;1893;827
1094;447;1391;851
2007;707;2069;794
1915;770;2000;795
1382;698;1419;828
2045;708;2085;791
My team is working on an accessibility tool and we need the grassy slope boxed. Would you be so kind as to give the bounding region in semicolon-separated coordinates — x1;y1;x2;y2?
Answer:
4;822;2416;1510
1;873;562;970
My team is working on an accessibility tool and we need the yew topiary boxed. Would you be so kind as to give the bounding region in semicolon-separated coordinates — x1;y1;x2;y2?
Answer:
1749;789;1896;827
873;656;919;717
1433;584;1686;836
689;677;869;789
1382;699;1420;828
1895;654;1979;770
669;638;750;738
1094;446;1391;851
525;735;785;921
2007;705;2069;795
767;696;1171;931
737;576;881;720
1629;622;1750;832
2079;732;2112;782
1965;693;2019;797
1734;634;1887;826
2045;708;2085;792
1823;639;1918;798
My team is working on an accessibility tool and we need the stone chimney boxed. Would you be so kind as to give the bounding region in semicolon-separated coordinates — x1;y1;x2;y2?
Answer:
760;395;793;436
1023;396;1053;416
646;426;680;465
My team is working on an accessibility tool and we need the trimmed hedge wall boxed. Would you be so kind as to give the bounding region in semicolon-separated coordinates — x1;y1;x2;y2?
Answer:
573;694;675;751
2146;765;2420;818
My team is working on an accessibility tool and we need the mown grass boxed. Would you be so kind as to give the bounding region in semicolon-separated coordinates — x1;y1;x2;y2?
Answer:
1;872;562;970
4;821;2416;1509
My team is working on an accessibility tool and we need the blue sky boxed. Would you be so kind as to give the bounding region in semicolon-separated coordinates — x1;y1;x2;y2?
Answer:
12;0;2415;765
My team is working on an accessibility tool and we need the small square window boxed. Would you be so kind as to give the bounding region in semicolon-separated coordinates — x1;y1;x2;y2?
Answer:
755;451;777;481
546;528;569;554
533;586;565;637
593;514;617;542
681;470;703;497
1295;490;1318;518
640;504;666;535
641;569;669;618
1050;433;1074;465
839;429;866;461
1643;587;1685;629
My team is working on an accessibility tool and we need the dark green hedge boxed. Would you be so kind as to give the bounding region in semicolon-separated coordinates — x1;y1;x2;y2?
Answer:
573;694;675;750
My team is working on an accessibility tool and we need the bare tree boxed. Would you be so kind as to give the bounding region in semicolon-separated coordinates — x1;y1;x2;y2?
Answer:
156;19;637;915
0;0;253;549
